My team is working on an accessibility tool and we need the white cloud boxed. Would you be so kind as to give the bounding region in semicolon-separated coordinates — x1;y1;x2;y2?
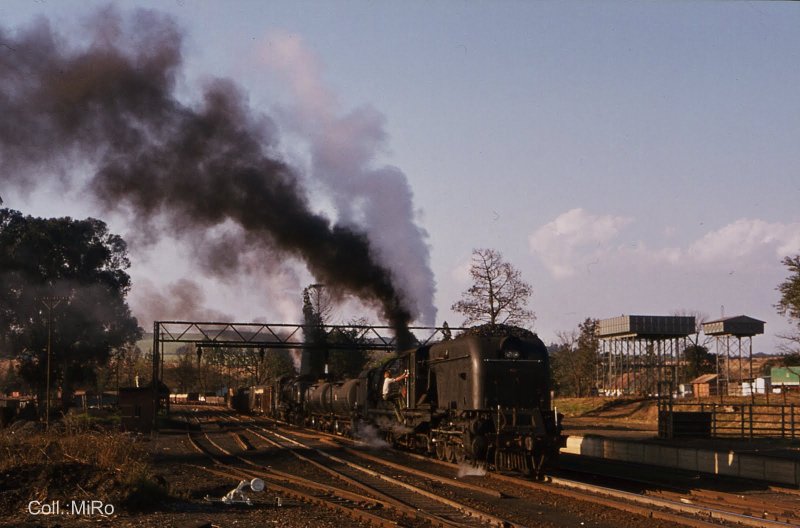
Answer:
687;218;800;264
531;210;800;279
529;208;632;278
527;210;800;352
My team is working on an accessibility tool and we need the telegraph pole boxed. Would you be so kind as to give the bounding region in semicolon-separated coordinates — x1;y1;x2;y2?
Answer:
39;296;68;431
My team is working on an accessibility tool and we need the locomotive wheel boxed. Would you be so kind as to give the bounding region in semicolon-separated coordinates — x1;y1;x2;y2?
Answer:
435;440;446;461
454;446;466;464
425;436;435;456
494;450;505;471
522;454;534;477
446;443;461;463
528;452;546;480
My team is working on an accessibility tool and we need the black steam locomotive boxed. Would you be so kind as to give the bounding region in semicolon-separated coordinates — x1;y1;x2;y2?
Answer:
232;331;565;476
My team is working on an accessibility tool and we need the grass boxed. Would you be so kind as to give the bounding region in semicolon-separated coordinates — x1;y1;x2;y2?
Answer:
553;397;611;417
0;417;170;512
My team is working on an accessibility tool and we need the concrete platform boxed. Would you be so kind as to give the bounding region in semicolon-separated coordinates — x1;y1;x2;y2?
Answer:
562;419;800;487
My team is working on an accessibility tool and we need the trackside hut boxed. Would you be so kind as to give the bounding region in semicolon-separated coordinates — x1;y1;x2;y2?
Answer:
690;374;719;398
771;367;800;389
119;387;154;433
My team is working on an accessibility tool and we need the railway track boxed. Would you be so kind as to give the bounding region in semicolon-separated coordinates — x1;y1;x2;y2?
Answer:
176;406;800;527
231;415;521;528
390;442;799;528
184;416;397;527
183;409;520;527
221;412;720;527
551;457;800;526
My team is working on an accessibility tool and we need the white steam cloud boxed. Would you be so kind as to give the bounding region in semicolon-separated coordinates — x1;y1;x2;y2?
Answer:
259;31;437;325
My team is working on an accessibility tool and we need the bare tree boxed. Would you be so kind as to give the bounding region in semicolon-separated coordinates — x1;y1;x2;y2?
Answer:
671;309;711;348
305;283;336;324
451;248;535;328
671;309;714;381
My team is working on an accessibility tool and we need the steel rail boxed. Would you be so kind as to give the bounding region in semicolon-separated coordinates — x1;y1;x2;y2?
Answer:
210;429;397;511
339;445;505;499
400;446;748;528
546;455;800;526
185;427;398;527
223;409;793;527
189;454;396;528
243;425;473;528
546;476;797;528
255;424;522;528
649;487;800;525
195;431;395;510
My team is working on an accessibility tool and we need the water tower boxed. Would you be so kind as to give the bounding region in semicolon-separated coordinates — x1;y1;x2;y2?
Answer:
701;315;765;397
596;315;695;396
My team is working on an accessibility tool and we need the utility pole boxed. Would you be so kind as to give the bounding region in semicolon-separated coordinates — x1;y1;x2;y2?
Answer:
39;296;68;431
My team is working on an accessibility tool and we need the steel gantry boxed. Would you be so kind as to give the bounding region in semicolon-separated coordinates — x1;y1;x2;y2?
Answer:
150;320;461;429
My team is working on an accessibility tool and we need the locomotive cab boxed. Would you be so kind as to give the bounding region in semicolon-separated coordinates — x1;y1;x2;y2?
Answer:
426;333;563;476
428;335;551;411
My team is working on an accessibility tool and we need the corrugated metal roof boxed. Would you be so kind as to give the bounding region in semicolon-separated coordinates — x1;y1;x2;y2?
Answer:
690;373;718;384
702;315;765;337
596;315;695;338
770;367;800;385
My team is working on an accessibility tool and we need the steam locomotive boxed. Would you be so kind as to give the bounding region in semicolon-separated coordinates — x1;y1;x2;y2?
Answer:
232;331;565;476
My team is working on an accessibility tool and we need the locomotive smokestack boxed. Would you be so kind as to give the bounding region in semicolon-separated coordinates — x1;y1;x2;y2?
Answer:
0;8;415;331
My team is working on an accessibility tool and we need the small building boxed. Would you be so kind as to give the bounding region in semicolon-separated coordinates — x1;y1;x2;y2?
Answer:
118;387;155;433
72;390;118;411
690;373;720;398
0;397;35;426
740;377;770;396
771;367;800;388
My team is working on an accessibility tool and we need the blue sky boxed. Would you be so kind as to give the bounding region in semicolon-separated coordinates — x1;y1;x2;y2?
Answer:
2;1;799;351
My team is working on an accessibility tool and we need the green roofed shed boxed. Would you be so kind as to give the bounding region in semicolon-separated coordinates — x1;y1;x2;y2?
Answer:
771;367;800;386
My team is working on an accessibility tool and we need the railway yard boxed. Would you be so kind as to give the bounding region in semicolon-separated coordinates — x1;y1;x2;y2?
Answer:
4;404;799;528
3;3;800;527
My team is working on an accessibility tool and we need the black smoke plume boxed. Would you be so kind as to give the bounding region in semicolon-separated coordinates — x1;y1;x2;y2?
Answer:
0;9;412;335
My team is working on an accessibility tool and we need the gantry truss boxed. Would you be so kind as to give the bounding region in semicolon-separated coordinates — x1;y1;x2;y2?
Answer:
150;320;462;427
152;320;459;351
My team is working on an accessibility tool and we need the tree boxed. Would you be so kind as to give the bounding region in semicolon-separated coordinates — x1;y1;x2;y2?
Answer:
326;318;371;378
451;248;535;328
302;284;330;378
671;309;712;349
550;318;599;397
0;208;142;409
682;345;715;380
776;255;800;352
671;309;715;381
780;353;800;366
164;346;200;392
261;349;295;381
